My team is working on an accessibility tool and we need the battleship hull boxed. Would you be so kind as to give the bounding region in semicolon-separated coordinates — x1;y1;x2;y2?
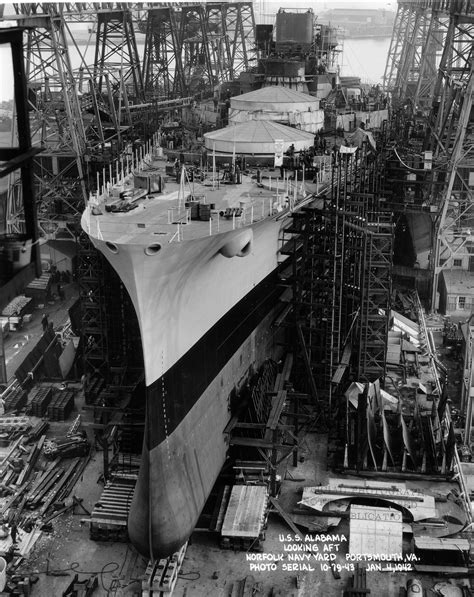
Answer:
83;210;288;557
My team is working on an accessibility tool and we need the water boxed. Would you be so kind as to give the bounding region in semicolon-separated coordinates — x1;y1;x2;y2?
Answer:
340;37;392;84
0;35;392;102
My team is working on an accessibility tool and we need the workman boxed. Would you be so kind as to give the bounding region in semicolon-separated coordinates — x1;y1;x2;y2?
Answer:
10;521;17;545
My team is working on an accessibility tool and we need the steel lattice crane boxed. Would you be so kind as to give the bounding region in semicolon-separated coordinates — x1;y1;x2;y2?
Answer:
382;0;473;312
5;3;89;238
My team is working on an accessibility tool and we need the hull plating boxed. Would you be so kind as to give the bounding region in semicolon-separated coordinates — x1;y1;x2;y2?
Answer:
83;209;289;557
129;305;283;558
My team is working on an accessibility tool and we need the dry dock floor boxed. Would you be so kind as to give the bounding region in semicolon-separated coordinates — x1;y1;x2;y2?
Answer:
17;431;469;597
2;291;472;596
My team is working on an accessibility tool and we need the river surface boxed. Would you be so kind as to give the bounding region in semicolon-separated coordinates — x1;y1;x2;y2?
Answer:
0;34;392;102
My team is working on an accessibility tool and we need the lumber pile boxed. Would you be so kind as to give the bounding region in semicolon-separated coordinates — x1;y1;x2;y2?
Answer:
28;386;52;417
47;390;75;421
344;565;370;596
141;542;187;596
89;477;136;542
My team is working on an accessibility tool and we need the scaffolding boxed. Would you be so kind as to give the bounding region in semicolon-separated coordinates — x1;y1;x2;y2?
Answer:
280;141;393;415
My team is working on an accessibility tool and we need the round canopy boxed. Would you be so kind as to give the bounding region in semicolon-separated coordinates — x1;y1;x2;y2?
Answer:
204;120;315;155
230;86;319;112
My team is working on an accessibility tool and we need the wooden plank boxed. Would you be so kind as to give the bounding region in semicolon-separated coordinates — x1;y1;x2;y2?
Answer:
221;485;267;539
266;391;287;432
269;497;306;540
229;437;289;449
212;485;231;533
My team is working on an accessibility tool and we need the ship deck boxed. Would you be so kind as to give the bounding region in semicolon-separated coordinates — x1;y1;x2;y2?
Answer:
83;158;327;245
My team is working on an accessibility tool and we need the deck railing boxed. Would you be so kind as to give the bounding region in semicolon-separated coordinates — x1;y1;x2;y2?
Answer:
85;143;335;243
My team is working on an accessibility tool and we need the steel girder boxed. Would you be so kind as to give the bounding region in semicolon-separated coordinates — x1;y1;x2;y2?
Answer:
427;2;473;308
6;5;88;235
383;2;432;98
430;63;473;307
142;2;256;99
383;3;415;92
221;2;256;80
93;8;144;102
142;6;184;99
383;0;472;103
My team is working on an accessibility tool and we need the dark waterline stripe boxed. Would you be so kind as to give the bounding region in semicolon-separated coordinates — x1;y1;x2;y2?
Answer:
146;269;281;449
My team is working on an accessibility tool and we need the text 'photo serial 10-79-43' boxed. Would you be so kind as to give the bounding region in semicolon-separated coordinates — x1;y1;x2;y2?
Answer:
0;0;473;595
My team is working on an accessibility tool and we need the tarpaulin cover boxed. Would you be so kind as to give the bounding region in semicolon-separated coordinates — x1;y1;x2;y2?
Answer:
204;120;315;155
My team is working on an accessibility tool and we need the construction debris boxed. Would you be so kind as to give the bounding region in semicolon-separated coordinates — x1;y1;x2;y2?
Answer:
62;573;98;597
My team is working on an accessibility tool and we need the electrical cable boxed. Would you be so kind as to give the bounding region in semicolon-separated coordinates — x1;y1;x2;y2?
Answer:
178;571;201;581
392;146;446;173
22;560;120;577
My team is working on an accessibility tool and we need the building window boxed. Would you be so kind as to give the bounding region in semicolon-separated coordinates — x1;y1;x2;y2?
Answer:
439;258;447;266
458;296;467;309
453;258;462;267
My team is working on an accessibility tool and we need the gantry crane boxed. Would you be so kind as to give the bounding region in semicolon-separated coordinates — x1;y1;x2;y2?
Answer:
383;0;473;312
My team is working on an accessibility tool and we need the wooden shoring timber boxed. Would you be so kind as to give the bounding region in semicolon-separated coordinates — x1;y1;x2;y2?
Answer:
57;453;91;504
264;391;288;442
269;496;308;540
28;469;65;507
26;457;60;501
0;482;29;516
16;435;46;486
39;458;81;516
273;353;294;392
0;437;23;468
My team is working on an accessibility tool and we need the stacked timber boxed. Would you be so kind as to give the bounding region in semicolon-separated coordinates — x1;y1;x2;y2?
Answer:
89;478;136;542
220;485;268;552
47;390;74;421
29;386;52;417
141;542;187;596
3;388;28;413
344;565;370;597
24;273;51;304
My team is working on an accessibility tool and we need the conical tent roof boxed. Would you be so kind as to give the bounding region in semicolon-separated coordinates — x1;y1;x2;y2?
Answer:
231;86;319;111
204;120;314;155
